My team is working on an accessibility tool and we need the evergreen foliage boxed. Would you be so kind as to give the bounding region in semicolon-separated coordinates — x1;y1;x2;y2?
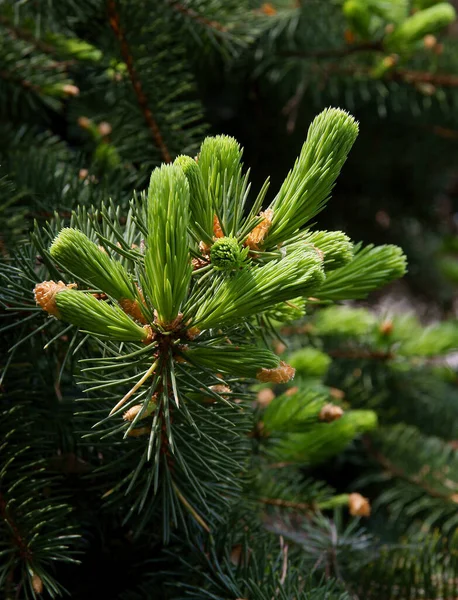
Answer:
2;1;458;598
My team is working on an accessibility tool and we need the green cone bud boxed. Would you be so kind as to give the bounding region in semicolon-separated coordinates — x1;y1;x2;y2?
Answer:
144;165;192;326
198;135;244;213
183;345;280;378
45;33;103;61
263;389;328;432
265;108;359;247
262;297;306;323
301;230;354;271
313;305;377;336
50;228;137;301
55;289;149;342
272;410;377;463
287;347;331;378
210;237;249;271
385;3;456;51
343;0;372;38
174;155;213;244
316;244;407;301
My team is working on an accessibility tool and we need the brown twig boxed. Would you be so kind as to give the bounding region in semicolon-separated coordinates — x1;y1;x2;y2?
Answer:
325;63;458;88
165;0;227;32
327;349;394;361
282;41;383;60
363;435;458;502
0;69;41;94
107;0;172;163
0;15;57;55
259;496;314;511
0;491;32;561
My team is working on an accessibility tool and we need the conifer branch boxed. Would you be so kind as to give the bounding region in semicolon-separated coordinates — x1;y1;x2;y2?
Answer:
363;435;457;502
282;41;383;60
165;0;228;33
107;0;172;163
322;64;458;89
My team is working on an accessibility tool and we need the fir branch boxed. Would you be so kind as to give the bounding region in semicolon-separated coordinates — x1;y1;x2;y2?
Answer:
166;0;228;33
107;0;172;163
363;434;457;503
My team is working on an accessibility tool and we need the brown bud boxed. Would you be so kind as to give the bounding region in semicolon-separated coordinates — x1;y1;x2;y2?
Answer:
379;320;394;336
32;573;43;594
77;116;92;130
382;54;398;69
142;325;155;344
284;386;299;397
119;298;148;324
416;82;436;96
257;387;275;407
385;23;395;35
34;280;76;317
319;403;344;423
98;121;112;136
210;384;231;397
123;397;156;421
186;326;201;340
433;42;444;55
423;34;437;50
344;28;355;45
329;387;345;400
245;208;274;250
230;544;243;566
62;84;80;96
213;215;224;239
348;492;371;517
127;426;151;437
272;340;287;355
259;2;277;16
257;361;295;383
78;168;89;180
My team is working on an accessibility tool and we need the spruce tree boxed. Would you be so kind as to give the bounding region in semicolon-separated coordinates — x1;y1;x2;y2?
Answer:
1;1;458;599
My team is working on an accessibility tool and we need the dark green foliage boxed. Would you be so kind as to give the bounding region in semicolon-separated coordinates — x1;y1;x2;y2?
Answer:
2;0;458;598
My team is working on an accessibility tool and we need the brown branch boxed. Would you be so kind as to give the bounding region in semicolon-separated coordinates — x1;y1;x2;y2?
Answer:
327;349;394;361
325;63;458;88
390;68;458;88
166;0;227;32
0;69;41;94
0;15;57;55
0;491;32;561
259;496;314;512
107;0;172;163
429;125;458;140
363;435;458;502
281;41;383;60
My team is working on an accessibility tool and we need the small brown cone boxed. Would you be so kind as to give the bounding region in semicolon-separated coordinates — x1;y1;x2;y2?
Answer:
348;492;371;517
62;84;80;97
329;387;345;401
256;361;295;383
344;28;355;45
77;116;91;129
423;34;437;50
32;573;43;594
34;280;76;317
98;121;112;136
319;403;344;423
119;297;148;324
379;319;394;336
245;208;274;250
257;388;275;407
259;2;277;15
213;215;224;239
127;426;151;437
